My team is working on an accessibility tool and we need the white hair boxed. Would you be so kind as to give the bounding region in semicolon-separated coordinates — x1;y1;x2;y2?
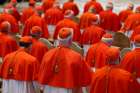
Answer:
57;28;74;47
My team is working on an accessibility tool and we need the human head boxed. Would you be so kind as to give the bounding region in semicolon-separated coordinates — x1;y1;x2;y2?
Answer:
19;36;32;49
106;2;113;11
101;33;113;46
88;5;96;13
127;3;134;10
0;21;11;33
135;6;140;13
29;0;35;7
64;10;74;19
35;5;44;16
53;1;61;8
30;26;42;38
58;27;73;47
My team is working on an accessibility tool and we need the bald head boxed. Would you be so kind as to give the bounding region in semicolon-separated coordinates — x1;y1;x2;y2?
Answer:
0;21;11;33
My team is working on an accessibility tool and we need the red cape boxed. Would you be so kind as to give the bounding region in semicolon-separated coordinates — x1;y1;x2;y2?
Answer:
38;47;91;88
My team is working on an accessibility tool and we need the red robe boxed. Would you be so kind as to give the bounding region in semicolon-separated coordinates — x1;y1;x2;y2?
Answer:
30;38;48;63
90;66;140;93
23;14;49;39
4;5;20;21
80;25;105;45
84;0;103;14
42;0;55;12
121;48;140;78
79;12;97;29
54;18;81;42
63;1;79;16
44;7;64;25
20;7;35;24
38;46;91;88
86;42;109;68
0;13;19;33
0;33;18;58
99;10;121;32
124;13;140;31
0;48;39;81
130;25;140;41
119;9;133;23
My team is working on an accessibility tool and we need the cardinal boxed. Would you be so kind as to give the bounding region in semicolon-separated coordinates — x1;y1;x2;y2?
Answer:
38;28;91;93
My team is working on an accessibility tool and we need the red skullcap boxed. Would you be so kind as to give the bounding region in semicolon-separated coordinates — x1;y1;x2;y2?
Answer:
0;21;10;32
19;36;32;43
58;28;72;39
31;26;42;35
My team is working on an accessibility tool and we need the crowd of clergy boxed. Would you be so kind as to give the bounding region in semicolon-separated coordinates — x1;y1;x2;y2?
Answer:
0;0;140;93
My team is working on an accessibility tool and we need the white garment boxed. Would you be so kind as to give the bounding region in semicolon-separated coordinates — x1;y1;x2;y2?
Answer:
91;67;96;72
48;25;56;38
43;85;72;93
83;44;91;57
80;29;84;34
125;30;133;38
2;79;38;93
137;78;140;84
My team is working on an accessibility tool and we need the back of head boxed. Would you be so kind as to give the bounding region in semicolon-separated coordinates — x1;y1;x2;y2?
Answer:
35;5;44;16
88;5;96;13
10;0;17;7
64;10;74;19
101;33;113;46
135;6;140;13
29;0;35;7
19;36;32;48
0;21;11;33
30;26;42;38
58;27;73;47
127;2;134;10
106;47;120;65
53;1;60;8
106;2;113;10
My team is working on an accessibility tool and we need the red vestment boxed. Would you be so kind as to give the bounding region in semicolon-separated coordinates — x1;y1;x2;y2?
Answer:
38;46;91;88
90;66;140;93
84;0;103;14
42;0;55;12
20;7;35;24
121;48;140;78
99;10;121;32
124;13;140;31
30;38;48;63
80;25;105;44
44;7;64;25
0;48;39;81
119;9;133;23
23;14;49;39
130;25;140;41
86;42;109;68
79;12;97;29
54;18;81;42
0;13;19;33
63;1;79;16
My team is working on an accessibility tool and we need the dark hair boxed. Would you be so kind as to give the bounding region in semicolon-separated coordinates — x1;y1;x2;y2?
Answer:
19;42;32;48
